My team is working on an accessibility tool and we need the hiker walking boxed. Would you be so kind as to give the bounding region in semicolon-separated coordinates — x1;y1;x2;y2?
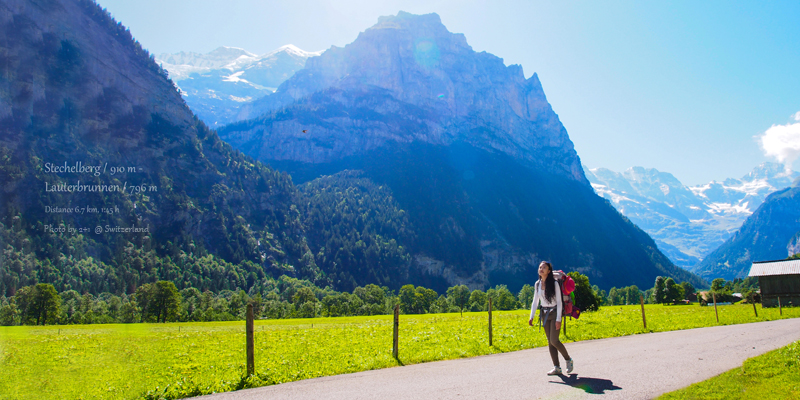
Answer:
528;261;574;375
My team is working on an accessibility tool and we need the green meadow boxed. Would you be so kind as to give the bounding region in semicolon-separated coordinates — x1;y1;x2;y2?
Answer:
1;303;798;400
658;339;800;400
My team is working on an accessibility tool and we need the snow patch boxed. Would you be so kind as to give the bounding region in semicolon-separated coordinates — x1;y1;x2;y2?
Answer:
706;202;752;216
223;71;247;83
274;44;324;58
229;95;252;102
591;183;638;205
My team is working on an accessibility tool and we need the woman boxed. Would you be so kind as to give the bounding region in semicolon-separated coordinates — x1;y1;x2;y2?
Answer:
528;261;574;375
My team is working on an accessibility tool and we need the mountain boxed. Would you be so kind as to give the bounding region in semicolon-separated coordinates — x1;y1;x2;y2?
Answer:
218;11;703;291
220;12;585;183
585;163;798;268
0;0;322;296
694;181;800;280
155;45;321;128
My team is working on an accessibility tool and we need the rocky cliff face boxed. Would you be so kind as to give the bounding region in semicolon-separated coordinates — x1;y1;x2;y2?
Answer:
220;12;586;184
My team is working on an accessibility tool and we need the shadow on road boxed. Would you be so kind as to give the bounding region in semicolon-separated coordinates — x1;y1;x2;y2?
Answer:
549;374;622;394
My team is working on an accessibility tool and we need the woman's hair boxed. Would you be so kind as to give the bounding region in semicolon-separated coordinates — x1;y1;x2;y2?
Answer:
541;262;556;303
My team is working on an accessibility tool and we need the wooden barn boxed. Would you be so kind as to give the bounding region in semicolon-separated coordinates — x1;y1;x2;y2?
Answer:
748;259;800;307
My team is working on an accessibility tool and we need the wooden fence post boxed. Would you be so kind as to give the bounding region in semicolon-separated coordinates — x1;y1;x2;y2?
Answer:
246;304;254;376
713;292;719;323
753;301;758;317
488;298;493;346
562;316;567;337
640;295;647;330
778;296;783;316
392;304;399;359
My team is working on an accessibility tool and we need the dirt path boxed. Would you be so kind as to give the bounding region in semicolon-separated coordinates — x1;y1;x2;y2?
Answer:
195;318;800;400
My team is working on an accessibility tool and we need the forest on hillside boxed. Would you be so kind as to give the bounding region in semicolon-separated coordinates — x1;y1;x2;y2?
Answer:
2;269;741;327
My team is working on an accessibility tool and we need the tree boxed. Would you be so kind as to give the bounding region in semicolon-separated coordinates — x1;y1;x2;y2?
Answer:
32;284;61;325
743;289;761;304
518;284;535;310
592;285;607;306
399;284;417;314
150;281;182;323
118;300;139;323
664;278;679;303
322;293;352;317
353;284;386;315
398;285;437;314
430;295;450;314
608;287;623;305
416;286;438;314
567;272;601;312
711;278;726;292
446;285;471;317
624;285;641;305
667;279;685;303
731;277;759;293
248;293;263;317
487;285;520;311
680;282;695;300
107;295;122;321
296;301;319;318
135;281;182;323
229;290;249;317
292;287;316;306
469;290;487;311
653;277;666;304
134;283;155;322
643;288;654;304
14;284;61;325
0;301;20;326
354;284;385;307
14;286;36;325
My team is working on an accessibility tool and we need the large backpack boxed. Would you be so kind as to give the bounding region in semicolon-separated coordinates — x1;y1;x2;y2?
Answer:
552;270;581;319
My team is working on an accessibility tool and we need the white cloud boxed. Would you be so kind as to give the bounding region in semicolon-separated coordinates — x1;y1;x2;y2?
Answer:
758;114;800;169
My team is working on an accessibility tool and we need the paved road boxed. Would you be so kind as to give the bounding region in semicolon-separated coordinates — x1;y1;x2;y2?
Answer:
196;318;800;400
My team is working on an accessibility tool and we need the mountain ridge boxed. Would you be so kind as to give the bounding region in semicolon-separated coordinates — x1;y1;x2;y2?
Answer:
585;163;798;271
0;0;322;295
216;11;703;290
154;44;322;128
694;182;800;280
221;11;586;184
0;3;704;296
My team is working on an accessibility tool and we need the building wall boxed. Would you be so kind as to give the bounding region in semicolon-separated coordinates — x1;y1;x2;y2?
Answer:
759;275;800;307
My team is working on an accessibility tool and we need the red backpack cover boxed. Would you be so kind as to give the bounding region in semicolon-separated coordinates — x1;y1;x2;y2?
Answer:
552;270;580;319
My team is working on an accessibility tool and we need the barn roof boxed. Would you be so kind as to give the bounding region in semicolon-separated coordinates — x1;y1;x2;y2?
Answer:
748;259;800;277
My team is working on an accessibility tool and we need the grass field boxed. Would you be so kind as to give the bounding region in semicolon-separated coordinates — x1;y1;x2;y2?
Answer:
657;339;800;400
1;303;798;399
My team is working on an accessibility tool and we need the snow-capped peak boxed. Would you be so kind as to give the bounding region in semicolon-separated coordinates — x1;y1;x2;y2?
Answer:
210;46;258;58
268;44;324;58
584;162;799;268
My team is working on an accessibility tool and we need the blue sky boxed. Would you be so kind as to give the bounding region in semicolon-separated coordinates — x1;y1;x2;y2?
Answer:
96;0;800;186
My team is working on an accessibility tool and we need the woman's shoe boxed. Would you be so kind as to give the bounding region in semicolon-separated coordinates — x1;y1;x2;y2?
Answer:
566;358;574;373
547;366;562;375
